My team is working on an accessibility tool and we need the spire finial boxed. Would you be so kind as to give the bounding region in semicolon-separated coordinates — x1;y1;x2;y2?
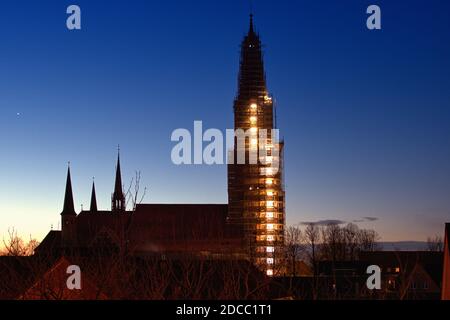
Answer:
249;0;255;33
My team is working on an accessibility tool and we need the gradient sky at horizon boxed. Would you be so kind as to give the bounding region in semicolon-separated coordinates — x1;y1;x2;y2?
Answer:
0;0;450;242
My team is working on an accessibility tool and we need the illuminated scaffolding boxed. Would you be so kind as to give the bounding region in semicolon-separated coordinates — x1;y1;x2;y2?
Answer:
227;15;286;275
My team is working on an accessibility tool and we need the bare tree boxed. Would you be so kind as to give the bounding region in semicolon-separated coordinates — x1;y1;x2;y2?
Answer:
125;170;147;212
285;225;303;277
426;235;443;252
320;224;380;262
304;224;320;273
1;228;39;256
304;223;320;299
358;228;380;252
343;223;359;261
321;224;343;262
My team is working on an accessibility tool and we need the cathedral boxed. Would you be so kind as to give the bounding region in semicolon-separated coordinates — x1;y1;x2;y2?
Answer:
37;15;286;275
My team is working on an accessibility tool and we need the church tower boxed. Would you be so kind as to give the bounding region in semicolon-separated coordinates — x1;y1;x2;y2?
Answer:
111;149;126;212
227;15;286;276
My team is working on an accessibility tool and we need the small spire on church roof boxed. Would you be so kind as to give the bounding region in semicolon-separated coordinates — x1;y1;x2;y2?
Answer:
112;147;126;212
90;178;98;212
61;164;76;216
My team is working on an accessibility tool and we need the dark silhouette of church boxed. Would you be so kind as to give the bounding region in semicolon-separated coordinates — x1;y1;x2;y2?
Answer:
36;15;286;272
36;153;244;258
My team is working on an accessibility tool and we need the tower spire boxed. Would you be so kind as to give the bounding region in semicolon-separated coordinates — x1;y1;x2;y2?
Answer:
61;164;76;216
90;178;98;212
112;147;125;212
249;13;254;34
114;148;123;198
61;163;77;246
235;14;266;101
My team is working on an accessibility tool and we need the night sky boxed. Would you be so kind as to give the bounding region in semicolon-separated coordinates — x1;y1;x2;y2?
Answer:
0;0;449;242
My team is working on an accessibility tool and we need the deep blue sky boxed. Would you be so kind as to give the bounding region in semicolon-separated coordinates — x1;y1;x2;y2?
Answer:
0;0;449;241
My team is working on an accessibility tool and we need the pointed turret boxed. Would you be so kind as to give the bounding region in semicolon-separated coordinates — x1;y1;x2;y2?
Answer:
61;165;76;216
61;163;77;247
90;179;98;212
112;147;125;212
114;152;123;199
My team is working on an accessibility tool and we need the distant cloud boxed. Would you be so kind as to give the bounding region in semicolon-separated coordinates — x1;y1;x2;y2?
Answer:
352;217;379;223
299;217;379;227
300;219;346;226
